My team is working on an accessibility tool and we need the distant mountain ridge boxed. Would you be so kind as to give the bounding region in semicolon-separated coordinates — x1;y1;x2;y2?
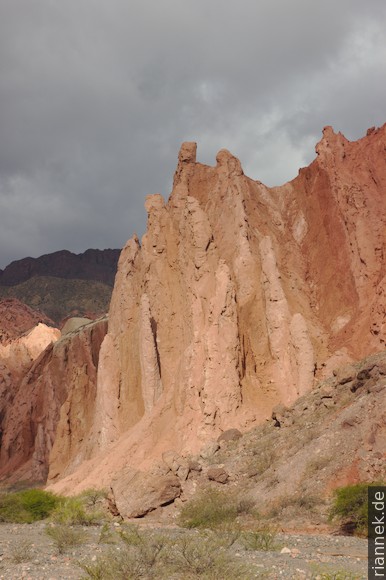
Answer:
0;277;113;326
0;248;121;287
0;248;121;325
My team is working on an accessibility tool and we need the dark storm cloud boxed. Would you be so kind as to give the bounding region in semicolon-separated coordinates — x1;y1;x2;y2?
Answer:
1;0;385;267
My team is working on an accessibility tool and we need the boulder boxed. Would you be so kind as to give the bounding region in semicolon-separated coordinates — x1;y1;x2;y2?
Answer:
112;469;181;518
218;429;242;443
207;467;229;484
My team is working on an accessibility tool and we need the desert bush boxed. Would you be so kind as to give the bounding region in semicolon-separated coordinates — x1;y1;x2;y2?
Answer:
80;526;168;579
118;523;144;546
241;524;279;551
79;488;108;507
212;523;241;548
268;492;319;518
80;528;252;579
235;496;257;516
304;454;331;476
50;496;104;526
119;524;168;567
310;564;361;579
9;539;33;563
166;532;250;579
250;447;276;467
0;489;60;523
329;483;371;536
98;522;116;544
79;559;110;579
178;488;255;529
46;523;87;554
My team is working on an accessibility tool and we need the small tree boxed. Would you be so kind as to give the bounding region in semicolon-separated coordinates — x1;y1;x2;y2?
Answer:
329;483;370;536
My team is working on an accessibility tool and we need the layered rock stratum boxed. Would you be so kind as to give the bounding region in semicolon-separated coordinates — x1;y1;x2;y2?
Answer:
0;125;385;507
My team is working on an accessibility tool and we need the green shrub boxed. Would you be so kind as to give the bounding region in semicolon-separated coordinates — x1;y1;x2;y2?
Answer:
241;524;279;551
0;489;60;523
98;522;116;545
178;488;242;529
50;496;104;526
329;483;373;535
45;523;87;554
79;488;108;507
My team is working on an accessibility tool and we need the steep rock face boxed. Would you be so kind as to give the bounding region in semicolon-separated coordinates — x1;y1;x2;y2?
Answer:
46;124;386;494
0;320;61;483
0;298;55;345
0;323;60;378
285;126;386;362
0;319;60;412
0;318;107;484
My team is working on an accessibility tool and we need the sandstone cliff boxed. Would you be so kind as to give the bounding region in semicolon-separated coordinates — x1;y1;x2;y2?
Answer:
0;298;55;345
0;298;60;417
0;318;107;484
42;124;386;495
0;314;61;484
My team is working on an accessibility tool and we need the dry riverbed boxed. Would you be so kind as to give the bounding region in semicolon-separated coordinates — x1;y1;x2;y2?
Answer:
0;521;368;579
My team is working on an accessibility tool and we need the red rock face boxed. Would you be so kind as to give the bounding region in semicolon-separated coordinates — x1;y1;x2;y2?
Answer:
0;319;61;484
1;125;386;493
0;298;55;345
0;318;107;484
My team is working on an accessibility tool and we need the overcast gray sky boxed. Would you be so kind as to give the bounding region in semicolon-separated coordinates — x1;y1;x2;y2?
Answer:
1;0;385;268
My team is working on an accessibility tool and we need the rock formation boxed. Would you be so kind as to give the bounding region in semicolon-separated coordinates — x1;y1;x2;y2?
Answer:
0;311;61;484
0;298;59;410
0;298;55;345
1;125;385;505
0;318;107;484
46;124;386;496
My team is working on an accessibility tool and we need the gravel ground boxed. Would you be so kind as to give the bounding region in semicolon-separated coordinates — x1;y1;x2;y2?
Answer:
0;522;368;579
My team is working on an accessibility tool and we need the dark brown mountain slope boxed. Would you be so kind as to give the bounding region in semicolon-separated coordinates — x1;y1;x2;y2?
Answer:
0;248;120;325
0;276;112;326
0;249;120;286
